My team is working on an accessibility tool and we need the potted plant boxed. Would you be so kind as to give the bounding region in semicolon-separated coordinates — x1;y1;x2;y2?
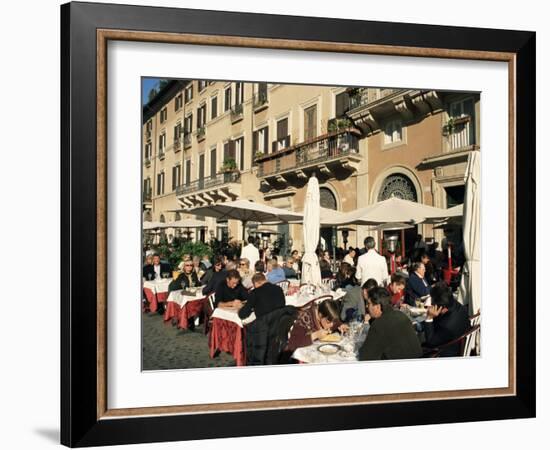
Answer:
221;158;237;172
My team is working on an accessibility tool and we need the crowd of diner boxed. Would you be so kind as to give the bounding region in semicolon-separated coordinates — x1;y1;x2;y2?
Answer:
143;232;478;365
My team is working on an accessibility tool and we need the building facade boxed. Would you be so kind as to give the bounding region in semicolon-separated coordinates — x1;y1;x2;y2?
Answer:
142;79;480;253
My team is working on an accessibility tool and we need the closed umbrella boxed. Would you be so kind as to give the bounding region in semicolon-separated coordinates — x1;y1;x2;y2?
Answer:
459;151;481;316
301;176;322;286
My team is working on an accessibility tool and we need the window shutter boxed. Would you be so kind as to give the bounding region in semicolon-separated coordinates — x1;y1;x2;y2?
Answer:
263;126;269;153
239;138;244;170
172;167;176;190
277;118;288;140
210;149;217;177
252;130;258;152
223;142;230;160
229;140;236;160
335;92;349;117
211;97;217;119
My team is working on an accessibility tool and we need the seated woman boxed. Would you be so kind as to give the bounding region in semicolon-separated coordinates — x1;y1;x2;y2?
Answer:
238;258;253;290
169;260;199;292
286;299;346;353
214;269;249;308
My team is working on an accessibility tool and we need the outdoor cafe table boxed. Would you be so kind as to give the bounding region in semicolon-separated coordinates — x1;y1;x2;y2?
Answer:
208;289;347;366
143;278;172;313
292;331;367;364
163;289;205;329
209;307;254;366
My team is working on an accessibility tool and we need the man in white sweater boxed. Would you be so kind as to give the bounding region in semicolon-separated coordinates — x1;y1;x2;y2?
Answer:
240;236;260;270
355;236;389;286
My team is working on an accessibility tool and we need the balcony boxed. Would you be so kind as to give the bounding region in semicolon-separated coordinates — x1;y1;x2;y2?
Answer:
230;103;243;123
257;129;362;191
173;139;182;153
443;115;477;151
272;135;290;153
197;126;206;142
145;129;151;140
346;88;444;136
144;157;151;167
176;171;242;207
253;91;268;112
143;189;152;205
183;133;192;149
158;149;165;160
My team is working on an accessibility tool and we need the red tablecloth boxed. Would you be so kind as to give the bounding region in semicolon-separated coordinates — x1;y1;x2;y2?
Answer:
143;288;169;313
178;300;204;329
208;318;246;366
163;301;181;323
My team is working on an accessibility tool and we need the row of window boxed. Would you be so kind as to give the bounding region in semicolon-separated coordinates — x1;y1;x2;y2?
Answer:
150;82;269;131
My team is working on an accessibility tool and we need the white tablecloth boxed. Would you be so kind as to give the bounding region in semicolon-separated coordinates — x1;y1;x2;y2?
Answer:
166;289;204;307
292;333;368;364
211;307;256;328
285;288;346;308
143;278;171;294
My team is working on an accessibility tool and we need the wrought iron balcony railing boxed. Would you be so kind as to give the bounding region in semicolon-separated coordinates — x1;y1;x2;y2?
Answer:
348;88;404;110
173;139;181;152
258;130;359;178
143;190;152;202
197;126;206;140
176;171;241;196
183;133;192;148
253;91;268;110
230;103;244;122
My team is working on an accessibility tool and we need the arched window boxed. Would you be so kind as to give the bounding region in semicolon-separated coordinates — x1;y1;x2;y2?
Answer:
160;214;166;223
378;174;418;202
175;212;181;221
143;210;152;222
319;187;337;210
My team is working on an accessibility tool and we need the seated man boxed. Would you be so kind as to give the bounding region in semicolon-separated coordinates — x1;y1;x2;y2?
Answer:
358;287;422;361
214;269;248;308
169;260;199;292
143;254;171;281
387;273;407;307
266;258;286;284
236;273;285;320
405;262;431;306
282;257;298;279
423;282;471;357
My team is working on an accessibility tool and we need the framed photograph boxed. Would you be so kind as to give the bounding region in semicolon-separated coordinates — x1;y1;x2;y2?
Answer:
61;1;535;447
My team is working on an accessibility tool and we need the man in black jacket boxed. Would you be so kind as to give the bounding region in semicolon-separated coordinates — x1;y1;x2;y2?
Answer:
358;287;422;361
423;282;470;357
143;254;172;281
236;273;285;320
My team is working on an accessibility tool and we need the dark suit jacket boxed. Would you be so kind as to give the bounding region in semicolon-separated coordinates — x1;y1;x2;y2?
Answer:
169;271;200;292
405;272;431;306
143;263;172;280
358;308;422;361
202;269;227;295
238;282;286;320
423;302;470;357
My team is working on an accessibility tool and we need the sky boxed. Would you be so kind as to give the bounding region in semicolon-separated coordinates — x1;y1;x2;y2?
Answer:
141;77;162;105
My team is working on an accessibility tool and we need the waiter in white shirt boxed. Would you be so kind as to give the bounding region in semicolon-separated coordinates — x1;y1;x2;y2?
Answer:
240;236;260;269
355;236;389;286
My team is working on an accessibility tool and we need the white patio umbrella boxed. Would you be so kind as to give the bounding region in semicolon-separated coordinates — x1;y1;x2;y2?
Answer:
332;197;451;225
419;204;464;224
165;218;206;228
143;221;164;230
300;176;322;286
184;200;303;240
458;151;481;316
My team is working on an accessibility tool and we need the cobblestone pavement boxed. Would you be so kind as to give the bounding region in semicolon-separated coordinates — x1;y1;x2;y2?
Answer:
142;311;236;370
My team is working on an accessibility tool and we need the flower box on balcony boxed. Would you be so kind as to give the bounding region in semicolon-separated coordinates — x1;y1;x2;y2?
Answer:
442;115;471;136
